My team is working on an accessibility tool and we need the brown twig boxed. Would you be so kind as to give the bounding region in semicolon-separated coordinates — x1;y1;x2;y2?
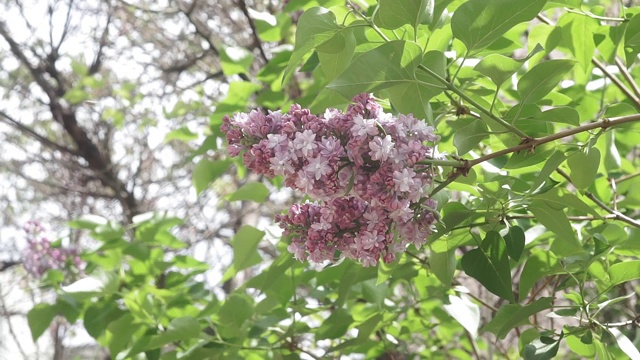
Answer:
536;14;640;110
236;0;268;63
556;169;640;228
467;114;640;168
616;172;640;184
614;57;640;100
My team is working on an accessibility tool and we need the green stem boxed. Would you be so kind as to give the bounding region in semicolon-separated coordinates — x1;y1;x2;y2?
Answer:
418;159;465;167
353;5;528;138
450;52;468;83
417;64;530;138
565;8;627;22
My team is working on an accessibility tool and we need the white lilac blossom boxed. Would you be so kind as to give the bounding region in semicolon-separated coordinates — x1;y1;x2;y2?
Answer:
221;94;439;267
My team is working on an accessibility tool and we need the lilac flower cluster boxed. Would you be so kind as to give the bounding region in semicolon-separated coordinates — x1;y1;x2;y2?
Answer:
23;221;82;278
222;94;439;266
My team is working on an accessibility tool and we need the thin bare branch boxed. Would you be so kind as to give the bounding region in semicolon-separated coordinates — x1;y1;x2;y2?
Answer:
614;57;640;100
556;169;640;228
236;0;268;63
537;14;640;110
0;111;80;156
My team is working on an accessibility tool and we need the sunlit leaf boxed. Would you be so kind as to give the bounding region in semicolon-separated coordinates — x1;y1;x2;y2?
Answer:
518;60;575;104
609;260;640;286
452;0;547;52
192;159;231;195
443;294;480;337
227;182;270;203
374;0;435;30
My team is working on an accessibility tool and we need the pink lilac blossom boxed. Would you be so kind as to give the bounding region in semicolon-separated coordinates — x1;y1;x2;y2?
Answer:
22;221;83;278
222;94;439;267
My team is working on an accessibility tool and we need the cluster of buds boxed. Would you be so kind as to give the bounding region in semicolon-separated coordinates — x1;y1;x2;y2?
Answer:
222;94;439;267
22;221;82;278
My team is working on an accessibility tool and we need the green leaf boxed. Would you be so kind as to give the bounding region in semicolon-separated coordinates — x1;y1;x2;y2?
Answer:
594;339;614;360
284;7;343;81
567;147;600;190
106;314;141;356
441;202;475;229
474;54;522;87
210;81;262;124
218;294;254;338
443;294;480;337
518;60;576;104
317;28;356;82
594;293;636;317
609;260;640;286
530;107;580;126
28;303;58;341
68;214;109;230
315;308;353;340
603;130;622;173
70;60;88;76
64;87;89;104
327;40;419;94
451;0;547;52
388;50;447;120
529;151;566;193
376;260;394;285
610;328;640;359
624;13;640;66
504;146;554;170
61;276;108;299
374;0;435;30
504;226;525;261
164;126;198;143
430;248;456;287
220;46;254;75
565;331;596;359
519;250;562;298
528;200;581;257
84;301;123;338
474;44;544;87
223;225;265;281
461;231;514;302
193;159;232;195
361;279;389;308
558;12;597;73
523;334;563;360
146;317;200;349
483;297;553;339
227;182;270;203
453;120;489;155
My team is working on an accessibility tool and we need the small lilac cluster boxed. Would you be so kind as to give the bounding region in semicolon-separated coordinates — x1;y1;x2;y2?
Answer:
222;94;439;266
23;221;82;278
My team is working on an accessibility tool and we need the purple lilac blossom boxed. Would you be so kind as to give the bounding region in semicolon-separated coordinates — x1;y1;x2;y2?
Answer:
222;94;439;267
22;221;83;278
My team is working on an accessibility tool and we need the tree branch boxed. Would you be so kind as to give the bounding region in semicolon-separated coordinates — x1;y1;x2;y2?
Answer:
0;110;81;157
429;113;640;196
89;3;112;75
556;169;640;229
614;57;640;100
0;18;140;222
467;114;640;168
236;0;268;63
536;14;640;110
